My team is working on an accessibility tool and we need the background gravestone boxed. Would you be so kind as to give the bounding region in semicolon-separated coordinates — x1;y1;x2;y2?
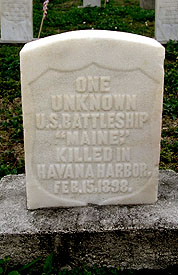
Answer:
78;0;101;8
155;0;178;43
0;0;33;42
140;0;155;10
20;30;165;209
83;0;101;7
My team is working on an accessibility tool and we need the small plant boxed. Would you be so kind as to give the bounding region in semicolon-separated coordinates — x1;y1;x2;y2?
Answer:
0;255;42;275
0;256;11;275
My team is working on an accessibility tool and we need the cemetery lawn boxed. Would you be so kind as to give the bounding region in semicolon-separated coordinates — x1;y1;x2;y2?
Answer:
0;0;178;179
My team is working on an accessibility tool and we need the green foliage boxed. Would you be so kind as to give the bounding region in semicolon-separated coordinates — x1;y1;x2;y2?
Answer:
33;0;154;37
0;256;11;275
164;41;178;99
165;40;178;61
163;98;178;120
0;255;42;275
160;124;178;172
0;45;22;81
0;254;177;274
8;272;20;275
43;253;54;275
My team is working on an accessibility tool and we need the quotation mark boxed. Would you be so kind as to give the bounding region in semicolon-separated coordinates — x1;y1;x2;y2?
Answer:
120;130;130;137
56;131;66;139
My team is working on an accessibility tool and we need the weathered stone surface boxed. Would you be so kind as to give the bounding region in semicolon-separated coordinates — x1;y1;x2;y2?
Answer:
83;0;101;7
0;170;178;269
20;30;165;209
0;0;33;42
155;0;178;43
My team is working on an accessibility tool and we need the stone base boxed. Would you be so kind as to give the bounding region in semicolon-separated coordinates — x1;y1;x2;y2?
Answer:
0;170;178;270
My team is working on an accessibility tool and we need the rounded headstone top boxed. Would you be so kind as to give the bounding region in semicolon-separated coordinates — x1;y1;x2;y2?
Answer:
22;30;164;53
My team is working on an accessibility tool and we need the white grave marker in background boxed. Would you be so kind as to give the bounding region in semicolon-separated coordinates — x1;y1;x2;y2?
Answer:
20;30;165;209
1;0;33;42
155;0;178;43
140;0;155;10
83;0;101;7
79;0;101;8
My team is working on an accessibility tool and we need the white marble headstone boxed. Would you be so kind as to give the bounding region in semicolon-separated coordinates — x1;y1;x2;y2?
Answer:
155;0;178;43
1;0;33;42
140;0;155;10
20;30;165;209
83;0;101;7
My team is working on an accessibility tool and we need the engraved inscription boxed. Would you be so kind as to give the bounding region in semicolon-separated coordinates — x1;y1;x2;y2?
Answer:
36;112;148;131
37;163;150;180
2;0;30;22
51;94;137;111
75;76;111;92
53;179;130;194
31;67;154;201
158;0;178;24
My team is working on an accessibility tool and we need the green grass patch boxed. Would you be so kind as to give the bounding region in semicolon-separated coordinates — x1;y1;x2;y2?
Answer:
33;0;155;37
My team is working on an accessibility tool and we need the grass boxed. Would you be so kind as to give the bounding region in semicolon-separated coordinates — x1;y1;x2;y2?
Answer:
0;254;178;275
0;0;177;177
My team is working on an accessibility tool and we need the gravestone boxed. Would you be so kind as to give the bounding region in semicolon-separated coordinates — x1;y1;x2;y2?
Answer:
140;0;155;10
0;0;33;42
81;0;101;7
20;30;165;209
155;0;178;43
